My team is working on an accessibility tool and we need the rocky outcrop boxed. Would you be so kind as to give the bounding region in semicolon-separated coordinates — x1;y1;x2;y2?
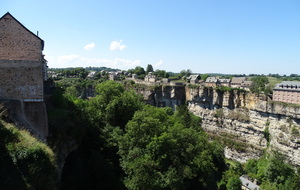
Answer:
134;84;300;166
129;84;186;109
187;86;300;166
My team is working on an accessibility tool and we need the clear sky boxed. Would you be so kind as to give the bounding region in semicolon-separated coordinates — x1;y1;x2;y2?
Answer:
1;0;300;75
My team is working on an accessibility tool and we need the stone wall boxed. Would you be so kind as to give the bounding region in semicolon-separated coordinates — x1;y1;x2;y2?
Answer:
0;60;44;101
1;100;48;139
0;13;43;61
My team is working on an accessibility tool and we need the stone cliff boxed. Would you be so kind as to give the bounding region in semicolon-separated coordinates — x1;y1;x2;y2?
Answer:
135;84;300;166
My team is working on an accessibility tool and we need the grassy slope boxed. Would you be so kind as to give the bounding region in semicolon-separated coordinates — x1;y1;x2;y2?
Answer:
0;120;58;190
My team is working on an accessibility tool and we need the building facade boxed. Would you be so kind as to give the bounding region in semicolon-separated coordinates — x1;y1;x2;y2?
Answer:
273;81;300;104
0;12;47;102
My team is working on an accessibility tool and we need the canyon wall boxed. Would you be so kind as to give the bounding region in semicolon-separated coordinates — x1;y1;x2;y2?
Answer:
136;84;300;166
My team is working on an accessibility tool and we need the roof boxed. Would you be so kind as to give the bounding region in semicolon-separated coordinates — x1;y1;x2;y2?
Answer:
231;77;246;84
273;81;300;92
242;81;253;86
205;76;219;83
219;79;231;83
239;176;260;190
188;75;199;81
0;12;44;50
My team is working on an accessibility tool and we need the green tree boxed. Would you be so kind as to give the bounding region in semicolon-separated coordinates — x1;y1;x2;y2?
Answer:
201;74;210;81
146;64;154;74
133;66;146;76
226;175;242;190
118;105;225;190
250;75;269;95
153;69;169;78
179;69;192;78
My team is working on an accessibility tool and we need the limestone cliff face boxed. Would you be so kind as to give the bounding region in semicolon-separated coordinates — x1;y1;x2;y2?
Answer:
136;84;300;166
186;86;300;166
130;84;186;109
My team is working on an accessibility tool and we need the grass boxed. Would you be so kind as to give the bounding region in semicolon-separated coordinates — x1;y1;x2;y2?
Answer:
268;101;300;109
267;77;283;87
0;120;58;189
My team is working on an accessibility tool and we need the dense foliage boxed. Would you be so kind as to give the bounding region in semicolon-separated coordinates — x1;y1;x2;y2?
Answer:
0;121;58;190
244;152;300;190
118;105;225;190
47;79;300;190
49;81;228;189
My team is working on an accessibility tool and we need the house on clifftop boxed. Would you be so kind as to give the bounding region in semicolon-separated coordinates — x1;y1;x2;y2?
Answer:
0;12;48;138
273;81;300;104
0;12;47;102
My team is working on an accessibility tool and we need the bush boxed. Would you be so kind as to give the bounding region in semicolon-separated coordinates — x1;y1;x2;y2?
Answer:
227;108;250;122
0;121;58;189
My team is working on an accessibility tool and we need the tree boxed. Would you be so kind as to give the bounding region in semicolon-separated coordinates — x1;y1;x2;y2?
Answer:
201;74;210;81
146;64;154;74
226;175;242;190
117;105;225;190
153;69;169;78
133;66;146;76
250;75;269;95
179;69;192;78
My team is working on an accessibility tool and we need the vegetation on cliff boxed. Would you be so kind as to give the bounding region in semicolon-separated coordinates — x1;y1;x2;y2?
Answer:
51;80;228;189
49;79;300;190
0;120;58;190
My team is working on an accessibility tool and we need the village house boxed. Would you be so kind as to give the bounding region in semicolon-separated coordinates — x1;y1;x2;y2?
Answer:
87;71;96;78
240;175;260;190
187;74;199;84
144;72;157;83
231;77;246;88
205;77;220;87
241;80;253;91
273;81;300;104
219;78;231;87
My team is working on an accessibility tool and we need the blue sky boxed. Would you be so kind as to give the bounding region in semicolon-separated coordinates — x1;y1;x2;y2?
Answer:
1;0;300;75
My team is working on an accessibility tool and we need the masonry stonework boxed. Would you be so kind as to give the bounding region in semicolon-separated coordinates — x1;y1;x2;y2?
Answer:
0;13;44;61
0;12;48;138
0;60;44;100
0;12;45;101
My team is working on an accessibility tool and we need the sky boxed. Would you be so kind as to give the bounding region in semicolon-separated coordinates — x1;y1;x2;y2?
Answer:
1;0;300;75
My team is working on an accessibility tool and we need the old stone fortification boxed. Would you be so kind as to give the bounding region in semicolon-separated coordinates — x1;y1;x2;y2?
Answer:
136;84;300;166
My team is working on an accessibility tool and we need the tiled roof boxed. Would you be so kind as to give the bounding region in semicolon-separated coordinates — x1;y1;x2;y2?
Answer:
242;81;253;86
219;79;231;83
205;77;219;83
231;77;246;84
274;81;300;92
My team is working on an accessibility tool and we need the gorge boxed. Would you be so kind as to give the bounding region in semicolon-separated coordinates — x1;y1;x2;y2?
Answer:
134;84;300;166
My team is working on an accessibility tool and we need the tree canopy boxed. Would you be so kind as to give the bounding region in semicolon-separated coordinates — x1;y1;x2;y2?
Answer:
117;105;225;190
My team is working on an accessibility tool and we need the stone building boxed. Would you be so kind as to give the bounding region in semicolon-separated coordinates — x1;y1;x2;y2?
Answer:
273;81;300;104
219;79;231;87
144;72;157;83
0;12;47;101
205;77;220;87
0;12;48;138
231;77;246;88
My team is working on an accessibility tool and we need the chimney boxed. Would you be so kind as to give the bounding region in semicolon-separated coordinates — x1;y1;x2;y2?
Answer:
253;179;257;185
